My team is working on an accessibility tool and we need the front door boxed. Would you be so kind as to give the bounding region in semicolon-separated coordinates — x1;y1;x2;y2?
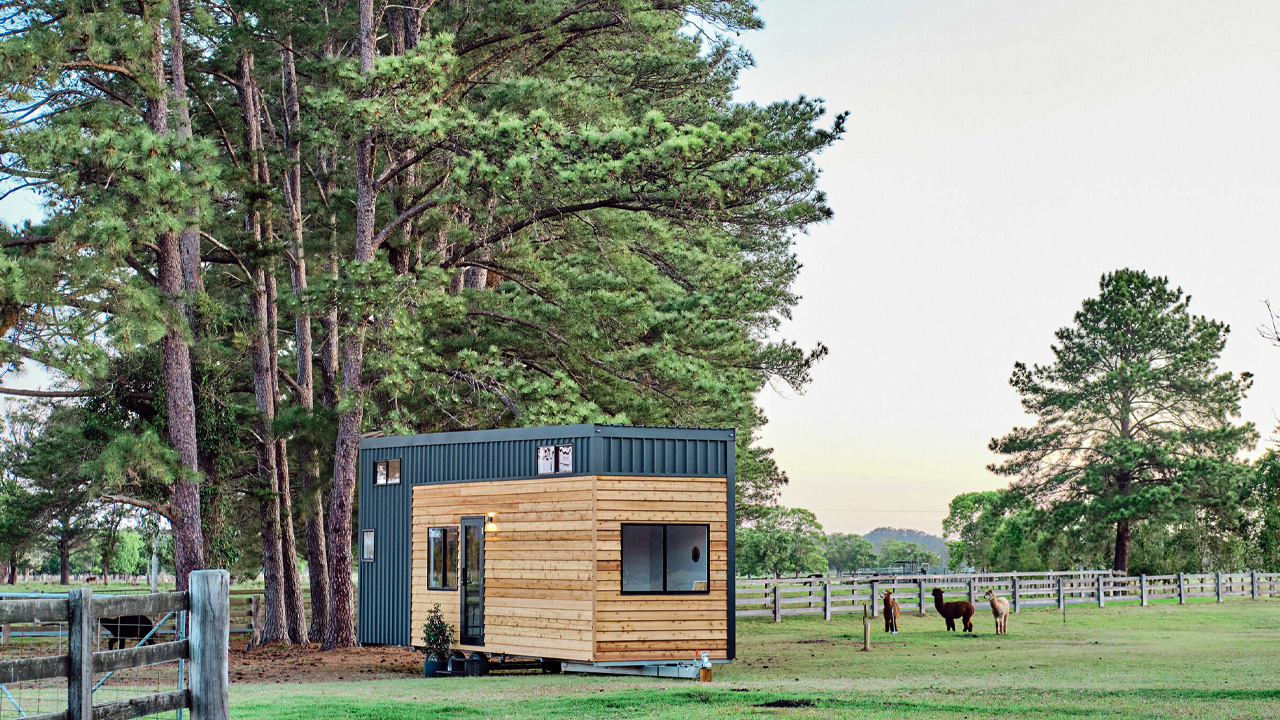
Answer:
460;517;485;645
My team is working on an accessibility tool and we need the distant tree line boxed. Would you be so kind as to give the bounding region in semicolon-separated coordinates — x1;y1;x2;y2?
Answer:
734;507;938;578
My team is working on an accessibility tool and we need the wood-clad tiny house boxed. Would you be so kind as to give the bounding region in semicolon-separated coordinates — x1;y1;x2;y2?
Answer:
356;424;735;672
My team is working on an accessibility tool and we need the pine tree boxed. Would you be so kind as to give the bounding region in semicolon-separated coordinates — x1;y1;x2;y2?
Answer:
989;269;1257;573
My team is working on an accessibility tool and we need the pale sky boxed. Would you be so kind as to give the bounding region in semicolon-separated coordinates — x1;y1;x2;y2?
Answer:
5;1;1280;539
740;0;1280;536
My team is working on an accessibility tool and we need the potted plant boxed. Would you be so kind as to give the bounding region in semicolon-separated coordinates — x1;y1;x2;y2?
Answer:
421;604;456;677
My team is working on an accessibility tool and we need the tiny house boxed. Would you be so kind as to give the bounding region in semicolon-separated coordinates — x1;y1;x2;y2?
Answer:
356;424;735;674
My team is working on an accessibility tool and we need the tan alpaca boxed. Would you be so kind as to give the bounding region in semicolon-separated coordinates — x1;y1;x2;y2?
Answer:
983;589;1010;634
882;589;900;634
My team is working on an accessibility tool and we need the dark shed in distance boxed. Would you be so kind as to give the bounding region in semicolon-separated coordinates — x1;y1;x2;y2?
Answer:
357;424;736;673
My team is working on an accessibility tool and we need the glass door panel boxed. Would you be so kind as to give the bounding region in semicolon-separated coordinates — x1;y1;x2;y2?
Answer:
460;517;484;645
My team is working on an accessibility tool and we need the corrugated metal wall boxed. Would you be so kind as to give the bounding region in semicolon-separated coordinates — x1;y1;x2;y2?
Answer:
598;436;729;477
357;446;413;646
408;436;588;484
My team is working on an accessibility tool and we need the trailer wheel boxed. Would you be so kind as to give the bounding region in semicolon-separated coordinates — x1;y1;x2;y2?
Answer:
540;658;562;674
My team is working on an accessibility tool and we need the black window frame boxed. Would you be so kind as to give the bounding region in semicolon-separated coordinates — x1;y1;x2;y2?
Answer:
427;525;460;591
619;523;711;595
373;458;402;486
361;529;375;563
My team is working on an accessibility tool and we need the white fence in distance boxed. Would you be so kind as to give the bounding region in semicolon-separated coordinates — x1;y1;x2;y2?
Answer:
735;570;1280;621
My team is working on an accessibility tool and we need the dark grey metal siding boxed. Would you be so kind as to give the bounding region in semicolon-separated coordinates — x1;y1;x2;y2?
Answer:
357;446;413;646
356;423;736;655
400;435;588;485
597;436;729;477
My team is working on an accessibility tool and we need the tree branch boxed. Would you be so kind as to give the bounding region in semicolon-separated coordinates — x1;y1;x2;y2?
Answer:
100;494;176;521
0;385;90;398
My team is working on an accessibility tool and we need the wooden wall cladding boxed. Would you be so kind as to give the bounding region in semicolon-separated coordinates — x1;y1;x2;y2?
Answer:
409;475;729;664
410;476;596;662
593;475;729;663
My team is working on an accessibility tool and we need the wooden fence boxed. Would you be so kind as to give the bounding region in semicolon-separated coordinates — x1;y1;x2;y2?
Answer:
735;570;1280;621
0;570;229;720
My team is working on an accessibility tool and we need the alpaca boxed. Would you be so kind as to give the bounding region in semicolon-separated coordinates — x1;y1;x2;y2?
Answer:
984;589;1010;635
882;589;900;634
931;587;974;632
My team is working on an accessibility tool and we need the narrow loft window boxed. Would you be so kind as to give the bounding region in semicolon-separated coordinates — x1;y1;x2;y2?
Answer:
621;524;710;594
428;526;460;590
373;459;402;486
361;530;375;562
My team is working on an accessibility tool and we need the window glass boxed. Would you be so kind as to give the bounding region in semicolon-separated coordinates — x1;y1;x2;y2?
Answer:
621;525;665;592
374;461;387;485
428;527;459;589
665;525;709;592
361;530;375;562
387;459;401;485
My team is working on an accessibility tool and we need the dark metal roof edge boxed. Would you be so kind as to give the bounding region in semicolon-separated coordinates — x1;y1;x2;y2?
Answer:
360;423;734;450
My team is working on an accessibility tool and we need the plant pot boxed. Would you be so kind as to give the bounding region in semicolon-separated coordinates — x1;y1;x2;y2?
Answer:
423;658;448;677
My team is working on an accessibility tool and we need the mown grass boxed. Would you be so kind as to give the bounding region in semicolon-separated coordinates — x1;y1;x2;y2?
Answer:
232;596;1280;719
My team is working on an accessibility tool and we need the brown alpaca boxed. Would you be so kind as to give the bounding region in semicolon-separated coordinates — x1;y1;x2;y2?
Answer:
984;589;1010;634
931;587;974;632
882;589;900;633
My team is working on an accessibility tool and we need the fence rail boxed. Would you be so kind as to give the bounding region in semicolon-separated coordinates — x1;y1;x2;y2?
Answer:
736;570;1280;621
0;571;229;720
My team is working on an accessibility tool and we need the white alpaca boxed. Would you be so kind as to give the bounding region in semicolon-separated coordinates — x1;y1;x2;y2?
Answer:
983;589;1010;635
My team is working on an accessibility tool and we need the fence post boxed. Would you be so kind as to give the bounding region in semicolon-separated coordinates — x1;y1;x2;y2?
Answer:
1216;571;1223;603
1178;573;1186;604
1252;570;1258;600
869;581;878;618
68;587;93;720
918;579;926;616
1140;574;1147;607
968;578;975;606
1011;577;1020;613
190;569;231;720
1057;576;1064;610
1096;575;1104;608
823;581;832;621
772;584;781;623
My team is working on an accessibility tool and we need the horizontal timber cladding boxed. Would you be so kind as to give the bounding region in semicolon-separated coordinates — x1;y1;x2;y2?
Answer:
593;475;731;663
410;476;598;662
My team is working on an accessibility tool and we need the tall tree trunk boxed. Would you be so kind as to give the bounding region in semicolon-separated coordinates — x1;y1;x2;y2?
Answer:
167;0;202;301
304;491;329;642
239;54;289;646
282;35;328;643
1113;518;1131;574
324;0;378;649
147;3;204;591
272;274;307;644
278;437;307;643
59;535;70;585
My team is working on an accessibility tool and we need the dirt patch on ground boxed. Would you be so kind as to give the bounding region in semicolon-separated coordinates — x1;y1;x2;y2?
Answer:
229;644;423;684
756;699;815;708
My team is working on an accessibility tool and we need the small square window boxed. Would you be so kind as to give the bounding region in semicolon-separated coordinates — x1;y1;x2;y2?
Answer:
373;459;402;486
361;530;375;562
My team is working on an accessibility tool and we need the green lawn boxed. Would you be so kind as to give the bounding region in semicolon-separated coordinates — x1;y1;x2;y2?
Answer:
229;596;1280;719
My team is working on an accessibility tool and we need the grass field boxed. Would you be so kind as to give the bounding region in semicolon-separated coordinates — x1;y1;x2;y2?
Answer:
227;596;1280;719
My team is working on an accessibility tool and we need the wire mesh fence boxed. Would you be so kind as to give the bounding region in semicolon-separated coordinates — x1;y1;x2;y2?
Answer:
0;595;188;720
92;610;187;720
0;610;68;719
